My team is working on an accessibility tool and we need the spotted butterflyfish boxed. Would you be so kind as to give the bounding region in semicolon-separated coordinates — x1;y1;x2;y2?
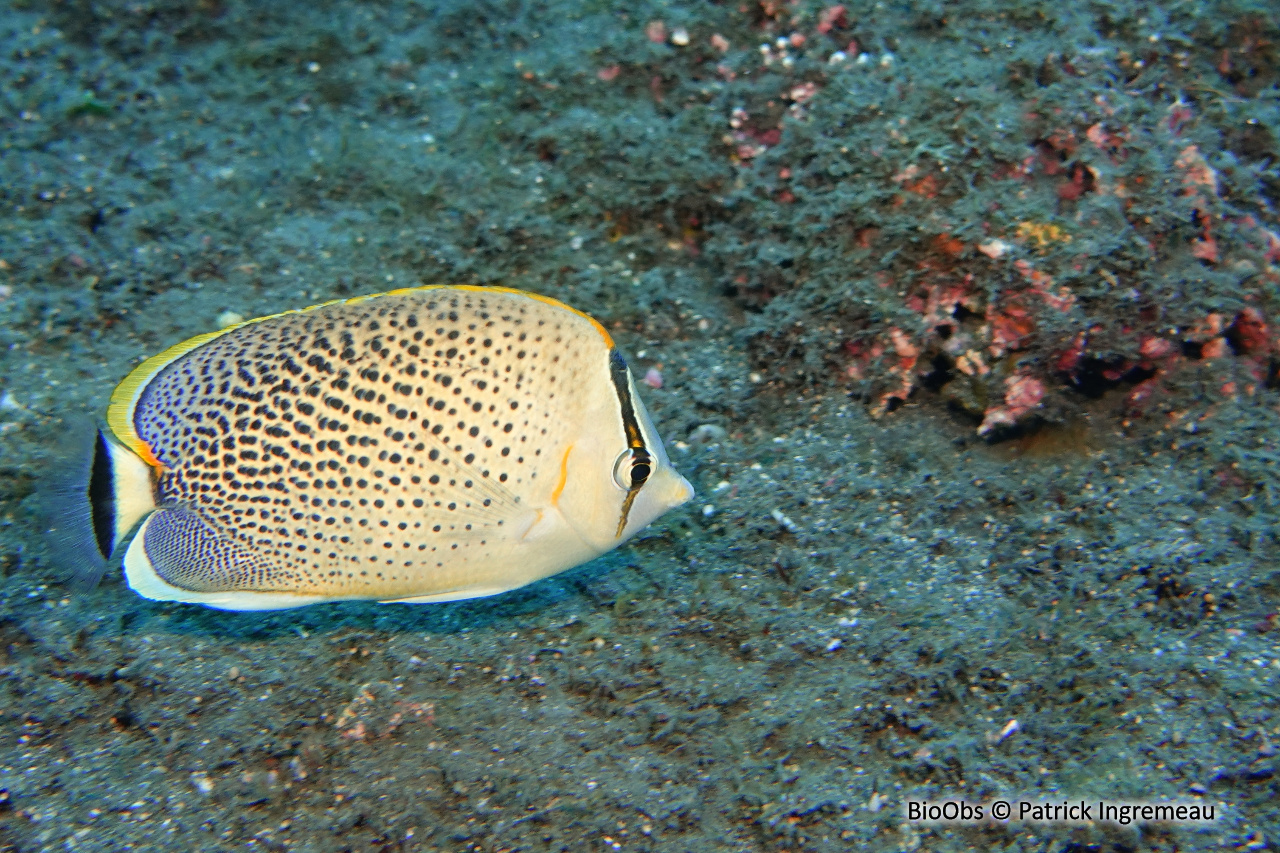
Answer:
51;285;694;610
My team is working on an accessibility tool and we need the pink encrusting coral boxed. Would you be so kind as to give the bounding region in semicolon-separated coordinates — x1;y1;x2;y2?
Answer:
979;373;1047;436
870;327;919;416
1176;145;1221;264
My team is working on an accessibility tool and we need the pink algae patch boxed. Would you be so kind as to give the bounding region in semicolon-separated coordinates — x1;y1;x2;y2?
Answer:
979;374;1047;436
1228;307;1269;357
1014;259;1076;312
1053;332;1087;374
817;5;847;34
987;303;1035;357
870;327;919;416
1139;335;1177;361
905;279;976;330
1175;145;1219;193
1175;145;1221;263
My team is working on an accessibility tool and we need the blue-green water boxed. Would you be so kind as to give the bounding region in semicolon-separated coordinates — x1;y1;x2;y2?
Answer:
0;1;1277;850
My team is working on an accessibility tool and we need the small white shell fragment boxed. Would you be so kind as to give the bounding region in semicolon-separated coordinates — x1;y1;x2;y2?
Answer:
994;718;1020;742
771;509;799;533
216;310;245;327
670;27;690;46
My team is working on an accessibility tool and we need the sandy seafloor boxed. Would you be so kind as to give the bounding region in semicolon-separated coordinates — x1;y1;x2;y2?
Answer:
1;0;1279;850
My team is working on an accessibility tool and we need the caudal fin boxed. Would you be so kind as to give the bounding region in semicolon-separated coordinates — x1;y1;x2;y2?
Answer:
39;418;157;590
39;419;112;589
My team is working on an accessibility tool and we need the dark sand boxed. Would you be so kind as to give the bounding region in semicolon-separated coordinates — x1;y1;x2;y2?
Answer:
0;1;1276;850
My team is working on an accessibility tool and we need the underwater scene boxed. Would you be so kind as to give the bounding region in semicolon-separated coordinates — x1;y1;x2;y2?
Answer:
1;0;1278;850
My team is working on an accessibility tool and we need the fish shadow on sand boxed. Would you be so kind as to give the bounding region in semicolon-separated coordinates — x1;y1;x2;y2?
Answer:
80;548;645;642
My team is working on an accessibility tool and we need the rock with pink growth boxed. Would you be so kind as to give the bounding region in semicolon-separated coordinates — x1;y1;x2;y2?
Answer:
1227;307;1269;357
1139;335;1177;361
978;373;1046;436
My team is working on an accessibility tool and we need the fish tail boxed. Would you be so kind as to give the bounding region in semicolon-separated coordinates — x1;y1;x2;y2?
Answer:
39;419;158;590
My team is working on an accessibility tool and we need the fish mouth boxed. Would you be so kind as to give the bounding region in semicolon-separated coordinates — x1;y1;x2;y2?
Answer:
606;467;695;547
668;471;696;507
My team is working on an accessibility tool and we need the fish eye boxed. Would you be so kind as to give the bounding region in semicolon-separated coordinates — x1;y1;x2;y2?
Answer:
612;448;653;491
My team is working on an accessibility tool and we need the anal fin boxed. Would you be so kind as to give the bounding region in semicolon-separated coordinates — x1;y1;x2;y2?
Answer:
124;508;326;610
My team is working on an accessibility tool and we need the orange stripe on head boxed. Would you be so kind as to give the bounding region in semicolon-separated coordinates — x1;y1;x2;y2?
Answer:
551;444;573;507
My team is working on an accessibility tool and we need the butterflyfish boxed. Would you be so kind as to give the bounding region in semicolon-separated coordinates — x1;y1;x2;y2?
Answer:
48;285;694;610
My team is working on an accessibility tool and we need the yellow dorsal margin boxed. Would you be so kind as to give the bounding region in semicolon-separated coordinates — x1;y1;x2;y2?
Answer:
438;285;614;348
106;284;614;467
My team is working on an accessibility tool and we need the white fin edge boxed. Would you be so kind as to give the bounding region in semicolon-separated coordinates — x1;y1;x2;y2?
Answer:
378;586;516;604
122;504;596;611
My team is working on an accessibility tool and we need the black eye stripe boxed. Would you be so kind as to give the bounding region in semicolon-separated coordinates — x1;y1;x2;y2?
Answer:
608;350;650;537
630;450;651;486
609;351;646;450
